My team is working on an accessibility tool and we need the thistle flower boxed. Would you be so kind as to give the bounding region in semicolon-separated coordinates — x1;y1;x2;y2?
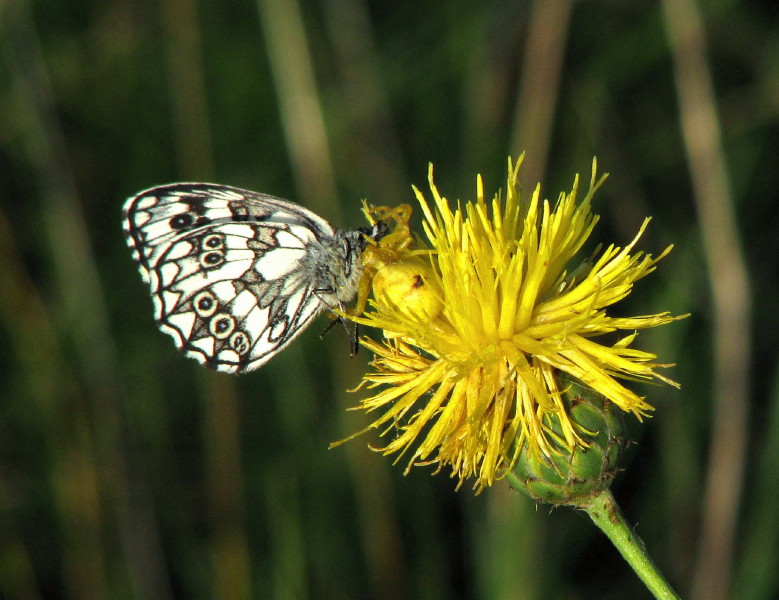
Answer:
342;156;685;491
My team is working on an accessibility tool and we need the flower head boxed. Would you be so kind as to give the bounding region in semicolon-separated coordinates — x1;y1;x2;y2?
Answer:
341;156;684;491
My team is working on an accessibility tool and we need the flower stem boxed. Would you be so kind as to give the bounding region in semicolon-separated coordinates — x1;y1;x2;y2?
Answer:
583;489;680;600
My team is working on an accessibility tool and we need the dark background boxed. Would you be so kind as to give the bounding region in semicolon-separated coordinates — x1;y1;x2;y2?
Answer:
1;1;777;599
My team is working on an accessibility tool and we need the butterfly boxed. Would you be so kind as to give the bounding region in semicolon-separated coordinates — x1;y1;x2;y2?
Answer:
123;183;387;374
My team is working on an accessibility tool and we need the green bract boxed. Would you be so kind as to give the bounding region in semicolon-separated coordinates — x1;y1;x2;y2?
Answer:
510;379;626;505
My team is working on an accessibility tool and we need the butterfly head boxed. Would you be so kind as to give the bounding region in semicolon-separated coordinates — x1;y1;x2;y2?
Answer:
357;219;391;249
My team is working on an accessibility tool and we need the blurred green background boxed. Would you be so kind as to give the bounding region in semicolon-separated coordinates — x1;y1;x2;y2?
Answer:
1;0;777;599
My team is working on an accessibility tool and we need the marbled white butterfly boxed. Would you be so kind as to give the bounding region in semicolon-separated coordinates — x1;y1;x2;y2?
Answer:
123;183;387;374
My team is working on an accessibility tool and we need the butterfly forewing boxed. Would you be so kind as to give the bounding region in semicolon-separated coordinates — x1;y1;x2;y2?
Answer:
123;183;367;374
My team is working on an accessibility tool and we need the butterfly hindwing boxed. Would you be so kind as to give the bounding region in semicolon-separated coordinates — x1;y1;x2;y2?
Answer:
123;183;360;373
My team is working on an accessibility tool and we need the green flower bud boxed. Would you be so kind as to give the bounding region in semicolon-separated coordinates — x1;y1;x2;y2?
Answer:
509;379;626;506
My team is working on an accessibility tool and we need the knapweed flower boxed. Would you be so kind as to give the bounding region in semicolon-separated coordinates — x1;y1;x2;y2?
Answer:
342;156;684;491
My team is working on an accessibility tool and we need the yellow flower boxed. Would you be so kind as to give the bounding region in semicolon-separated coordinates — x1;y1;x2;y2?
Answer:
341;156;685;491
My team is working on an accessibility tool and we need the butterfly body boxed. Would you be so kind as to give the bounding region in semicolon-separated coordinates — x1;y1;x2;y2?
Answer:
123;183;383;374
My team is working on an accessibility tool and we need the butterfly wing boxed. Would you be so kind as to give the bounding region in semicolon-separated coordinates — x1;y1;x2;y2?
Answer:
123;183;340;373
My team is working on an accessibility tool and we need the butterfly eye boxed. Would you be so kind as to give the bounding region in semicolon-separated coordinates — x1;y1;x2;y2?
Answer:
340;237;354;263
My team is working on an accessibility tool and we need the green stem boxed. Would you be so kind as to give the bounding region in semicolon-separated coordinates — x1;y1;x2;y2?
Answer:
583;489;680;600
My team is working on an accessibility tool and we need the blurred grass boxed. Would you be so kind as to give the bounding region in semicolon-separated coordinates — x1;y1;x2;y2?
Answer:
1;1;778;599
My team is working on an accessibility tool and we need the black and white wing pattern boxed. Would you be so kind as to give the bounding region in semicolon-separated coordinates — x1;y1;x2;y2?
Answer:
123;183;382;374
